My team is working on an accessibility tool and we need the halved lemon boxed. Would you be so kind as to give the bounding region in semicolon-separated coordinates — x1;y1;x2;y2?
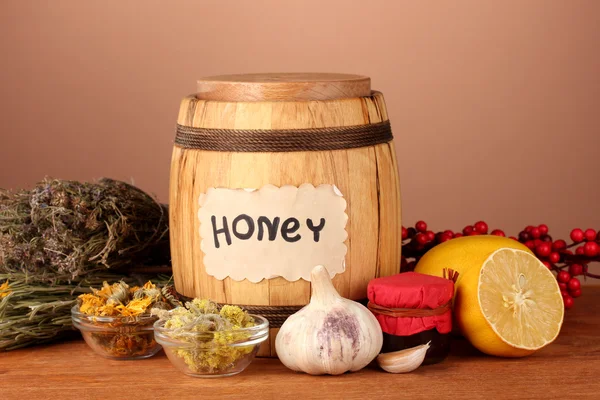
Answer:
455;248;564;357
415;237;565;357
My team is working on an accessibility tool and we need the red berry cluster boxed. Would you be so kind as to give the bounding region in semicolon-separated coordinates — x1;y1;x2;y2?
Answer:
401;221;599;310
401;220;505;270
515;225;597;309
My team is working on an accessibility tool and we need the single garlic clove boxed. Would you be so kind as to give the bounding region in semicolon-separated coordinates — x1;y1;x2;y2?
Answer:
376;341;431;373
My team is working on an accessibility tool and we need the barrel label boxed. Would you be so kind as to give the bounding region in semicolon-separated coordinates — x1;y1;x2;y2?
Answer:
198;184;348;282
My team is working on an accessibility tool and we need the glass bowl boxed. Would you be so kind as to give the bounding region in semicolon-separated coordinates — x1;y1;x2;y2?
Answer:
71;305;162;360
154;314;269;377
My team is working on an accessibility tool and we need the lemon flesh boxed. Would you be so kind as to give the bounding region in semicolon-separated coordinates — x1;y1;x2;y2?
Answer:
478;248;564;351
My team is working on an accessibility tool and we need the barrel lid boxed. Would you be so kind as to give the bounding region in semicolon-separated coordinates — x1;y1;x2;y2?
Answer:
196;73;371;102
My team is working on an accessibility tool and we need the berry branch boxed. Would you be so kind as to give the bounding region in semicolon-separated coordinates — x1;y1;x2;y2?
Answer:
401;221;599;310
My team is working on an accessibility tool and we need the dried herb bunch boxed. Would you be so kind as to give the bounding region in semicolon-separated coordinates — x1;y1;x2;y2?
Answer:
0;178;169;282
0;272;169;351
74;280;180;358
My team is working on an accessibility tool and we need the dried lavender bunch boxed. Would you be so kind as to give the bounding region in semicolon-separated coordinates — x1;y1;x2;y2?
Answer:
0;178;169;282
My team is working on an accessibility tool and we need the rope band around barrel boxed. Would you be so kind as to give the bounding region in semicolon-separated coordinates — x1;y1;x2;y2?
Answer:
367;301;452;318
222;303;305;329
175;120;393;152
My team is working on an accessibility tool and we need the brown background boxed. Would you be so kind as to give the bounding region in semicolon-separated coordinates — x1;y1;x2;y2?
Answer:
1;0;599;242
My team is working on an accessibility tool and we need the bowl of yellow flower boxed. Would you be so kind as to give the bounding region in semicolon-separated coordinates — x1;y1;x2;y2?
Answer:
72;280;180;360
152;299;269;377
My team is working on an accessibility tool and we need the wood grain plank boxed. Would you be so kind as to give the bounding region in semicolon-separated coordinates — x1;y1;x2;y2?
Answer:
2;287;599;399
374;142;402;278
169;146;188;294
329;149;352;299
191;150;231;303
346;146;379;299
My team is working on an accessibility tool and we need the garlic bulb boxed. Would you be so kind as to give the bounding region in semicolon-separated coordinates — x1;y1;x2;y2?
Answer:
377;342;430;373
275;265;383;375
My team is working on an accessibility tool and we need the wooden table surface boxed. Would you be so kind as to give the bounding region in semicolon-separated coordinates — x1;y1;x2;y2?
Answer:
2;288;600;400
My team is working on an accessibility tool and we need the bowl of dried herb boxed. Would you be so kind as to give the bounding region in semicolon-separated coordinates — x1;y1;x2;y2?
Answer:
152;299;269;377
72;280;180;360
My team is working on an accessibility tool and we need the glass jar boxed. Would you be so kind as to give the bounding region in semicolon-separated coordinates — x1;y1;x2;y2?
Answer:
153;314;269;377
381;329;450;365
71;305;161;360
367;272;454;365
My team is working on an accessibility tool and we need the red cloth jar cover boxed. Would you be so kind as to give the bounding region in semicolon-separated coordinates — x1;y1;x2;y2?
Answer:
367;272;454;336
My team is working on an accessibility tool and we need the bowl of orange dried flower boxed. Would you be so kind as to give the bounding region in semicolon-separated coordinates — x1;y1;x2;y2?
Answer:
72;280;180;360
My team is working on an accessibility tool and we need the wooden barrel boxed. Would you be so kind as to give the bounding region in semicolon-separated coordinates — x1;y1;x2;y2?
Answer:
170;73;401;357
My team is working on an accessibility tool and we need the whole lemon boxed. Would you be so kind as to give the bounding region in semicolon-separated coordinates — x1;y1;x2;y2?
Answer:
415;235;531;285
415;236;564;357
